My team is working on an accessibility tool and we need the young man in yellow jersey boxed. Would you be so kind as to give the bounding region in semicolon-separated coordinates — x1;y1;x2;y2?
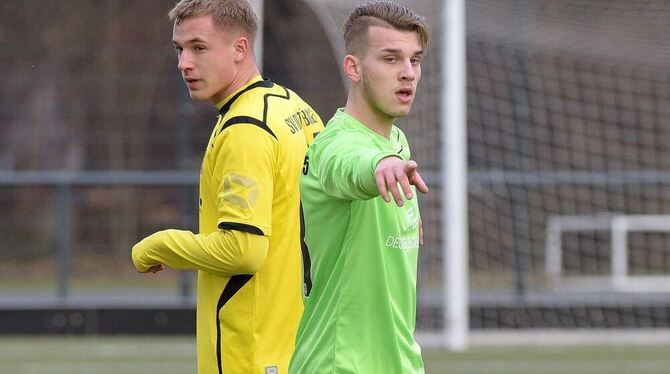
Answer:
131;1;323;373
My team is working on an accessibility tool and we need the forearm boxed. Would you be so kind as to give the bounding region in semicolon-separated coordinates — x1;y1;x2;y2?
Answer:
318;149;398;200
131;229;268;276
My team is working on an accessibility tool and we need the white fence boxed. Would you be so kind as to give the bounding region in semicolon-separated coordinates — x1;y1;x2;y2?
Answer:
547;214;670;292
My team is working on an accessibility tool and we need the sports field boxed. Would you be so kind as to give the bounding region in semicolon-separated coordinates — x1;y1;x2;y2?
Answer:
2;336;670;374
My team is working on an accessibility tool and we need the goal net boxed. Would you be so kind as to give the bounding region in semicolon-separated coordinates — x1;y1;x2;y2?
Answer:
454;0;670;341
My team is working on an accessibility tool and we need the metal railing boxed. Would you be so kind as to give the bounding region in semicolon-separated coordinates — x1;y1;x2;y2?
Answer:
0;170;198;299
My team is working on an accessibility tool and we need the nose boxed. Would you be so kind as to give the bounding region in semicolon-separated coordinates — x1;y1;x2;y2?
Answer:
177;51;193;72
399;60;416;82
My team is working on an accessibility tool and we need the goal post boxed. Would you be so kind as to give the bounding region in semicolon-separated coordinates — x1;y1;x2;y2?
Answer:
442;0;469;351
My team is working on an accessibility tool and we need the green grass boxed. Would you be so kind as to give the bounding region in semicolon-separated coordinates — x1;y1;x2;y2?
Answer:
2;336;670;374
424;345;670;374
0;336;196;374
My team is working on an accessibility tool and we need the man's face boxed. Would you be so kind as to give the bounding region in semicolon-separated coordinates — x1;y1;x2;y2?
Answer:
358;26;423;120
172;15;237;104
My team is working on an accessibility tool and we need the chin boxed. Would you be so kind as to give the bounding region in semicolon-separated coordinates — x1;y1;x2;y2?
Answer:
391;108;412;118
188;90;210;101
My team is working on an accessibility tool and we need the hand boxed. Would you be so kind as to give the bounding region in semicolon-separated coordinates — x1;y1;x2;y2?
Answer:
374;157;429;206
139;264;164;274
132;231;167;274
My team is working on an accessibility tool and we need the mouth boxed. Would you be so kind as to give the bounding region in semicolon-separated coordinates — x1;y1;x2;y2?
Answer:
184;77;201;89
395;87;414;104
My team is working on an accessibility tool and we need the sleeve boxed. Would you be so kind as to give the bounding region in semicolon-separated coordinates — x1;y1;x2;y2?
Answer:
310;130;399;201
131;229;268;276
212;124;276;235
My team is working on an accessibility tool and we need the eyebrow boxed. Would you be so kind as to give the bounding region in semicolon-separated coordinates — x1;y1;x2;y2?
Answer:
379;47;424;56
172;37;208;46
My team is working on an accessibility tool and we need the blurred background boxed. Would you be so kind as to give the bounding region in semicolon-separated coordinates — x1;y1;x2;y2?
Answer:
2;0;670;372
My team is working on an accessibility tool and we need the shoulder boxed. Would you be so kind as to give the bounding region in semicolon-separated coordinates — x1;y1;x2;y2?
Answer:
228;82;281;114
312;116;347;144
220;81;285;140
309;115;368;155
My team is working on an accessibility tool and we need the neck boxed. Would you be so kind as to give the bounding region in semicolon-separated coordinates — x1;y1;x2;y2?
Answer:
344;89;394;139
210;59;260;106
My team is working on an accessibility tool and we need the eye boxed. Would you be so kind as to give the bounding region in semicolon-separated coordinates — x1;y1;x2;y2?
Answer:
174;46;183;55
410;57;422;65
384;56;397;63
194;45;206;53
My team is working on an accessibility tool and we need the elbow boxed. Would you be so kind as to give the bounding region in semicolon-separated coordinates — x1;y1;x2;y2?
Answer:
233;232;269;274
235;246;267;274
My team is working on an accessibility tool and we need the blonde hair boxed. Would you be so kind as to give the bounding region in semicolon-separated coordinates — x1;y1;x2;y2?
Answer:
168;0;258;41
343;1;429;55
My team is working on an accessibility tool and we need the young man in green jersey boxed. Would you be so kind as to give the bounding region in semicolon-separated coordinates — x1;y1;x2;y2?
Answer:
290;1;429;373
130;0;323;373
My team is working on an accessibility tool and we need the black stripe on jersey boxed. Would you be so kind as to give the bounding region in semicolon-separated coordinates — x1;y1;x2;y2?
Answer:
396;131;404;154
220;115;277;139
215;274;253;374
299;203;313;297
262;87;291;125
218;78;274;117
218;222;264;235
215;79;287;141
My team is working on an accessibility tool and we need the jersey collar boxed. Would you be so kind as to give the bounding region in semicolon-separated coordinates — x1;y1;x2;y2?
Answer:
215;75;274;116
335;108;399;143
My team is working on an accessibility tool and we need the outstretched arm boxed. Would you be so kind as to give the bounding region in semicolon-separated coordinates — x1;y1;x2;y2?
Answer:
131;229;268;277
312;130;428;204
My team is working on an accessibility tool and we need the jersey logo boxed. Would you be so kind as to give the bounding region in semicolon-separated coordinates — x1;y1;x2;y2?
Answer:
385;206;420;250
404;206;419;232
265;367;278;374
284;108;319;134
222;173;259;210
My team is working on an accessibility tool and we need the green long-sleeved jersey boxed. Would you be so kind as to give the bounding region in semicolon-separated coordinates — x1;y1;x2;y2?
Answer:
290;109;424;373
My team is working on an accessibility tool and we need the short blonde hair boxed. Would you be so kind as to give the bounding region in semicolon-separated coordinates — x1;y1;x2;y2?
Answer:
343;1;429;56
168;0;258;41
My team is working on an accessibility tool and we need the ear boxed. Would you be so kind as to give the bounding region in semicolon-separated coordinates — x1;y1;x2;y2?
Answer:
343;54;361;83
233;36;250;62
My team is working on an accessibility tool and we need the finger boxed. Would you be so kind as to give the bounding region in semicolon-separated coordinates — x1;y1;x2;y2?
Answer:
405;160;419;175
410;171;429;193
386;172;404;206
145;264;164;274
405;161;429;193
397;168;414;200
375;171;391;202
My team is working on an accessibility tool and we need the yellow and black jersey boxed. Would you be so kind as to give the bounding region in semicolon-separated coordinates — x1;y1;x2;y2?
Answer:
197;76;323;374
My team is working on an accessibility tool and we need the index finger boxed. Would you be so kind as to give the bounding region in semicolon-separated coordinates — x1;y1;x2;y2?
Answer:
411;171;429;194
